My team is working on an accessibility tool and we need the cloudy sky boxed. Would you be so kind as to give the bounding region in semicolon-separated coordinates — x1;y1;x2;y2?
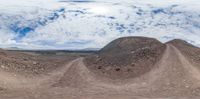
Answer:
0;0;200;49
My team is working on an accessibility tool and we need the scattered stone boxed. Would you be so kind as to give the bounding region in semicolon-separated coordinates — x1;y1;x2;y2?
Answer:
1;65;5;69
33;61;38;65
115;68;120;71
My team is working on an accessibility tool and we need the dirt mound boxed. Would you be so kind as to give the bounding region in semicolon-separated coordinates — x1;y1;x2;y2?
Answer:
0;50;77;76
1;37;200;98
167;39;200;69
53;58;94;88
85;36;166;79
167;39;197;48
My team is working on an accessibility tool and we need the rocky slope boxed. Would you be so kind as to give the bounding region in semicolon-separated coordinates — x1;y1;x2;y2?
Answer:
1;37;200;99
85;37;166;79
0;50;79;76
167;39;200;70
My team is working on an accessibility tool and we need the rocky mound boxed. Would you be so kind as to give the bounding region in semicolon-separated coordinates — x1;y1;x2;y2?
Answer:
85;36;166;79
167;39;197;48
1;37;200;98
0;49;76;76
167;39;200;69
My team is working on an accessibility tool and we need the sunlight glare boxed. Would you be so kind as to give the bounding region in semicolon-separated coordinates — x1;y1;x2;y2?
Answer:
89;5;110;15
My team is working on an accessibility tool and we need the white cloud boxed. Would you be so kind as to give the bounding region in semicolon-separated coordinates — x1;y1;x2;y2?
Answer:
0;0;200;49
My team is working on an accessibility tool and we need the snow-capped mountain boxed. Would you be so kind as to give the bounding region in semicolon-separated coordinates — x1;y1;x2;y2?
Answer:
0;0;200;49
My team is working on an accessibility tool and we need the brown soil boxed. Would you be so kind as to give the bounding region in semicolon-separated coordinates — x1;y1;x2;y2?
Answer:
167;39;200;70
0;50;80;76
0;37;200;99
84;36;166;79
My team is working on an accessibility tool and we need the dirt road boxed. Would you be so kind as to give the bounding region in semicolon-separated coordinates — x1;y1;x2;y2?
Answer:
0;44;200;99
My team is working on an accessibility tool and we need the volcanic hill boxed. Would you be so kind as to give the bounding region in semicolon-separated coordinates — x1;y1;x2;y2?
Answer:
84;36;166;79
1;36;200;99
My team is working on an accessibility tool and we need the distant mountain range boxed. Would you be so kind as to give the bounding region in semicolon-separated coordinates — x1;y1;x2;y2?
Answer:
3;47;23;50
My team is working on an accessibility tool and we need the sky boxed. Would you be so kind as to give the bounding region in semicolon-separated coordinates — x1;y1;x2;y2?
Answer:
0;0;200;49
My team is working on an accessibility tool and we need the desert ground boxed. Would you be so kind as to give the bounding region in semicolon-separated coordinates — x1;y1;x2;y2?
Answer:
0;37;200;99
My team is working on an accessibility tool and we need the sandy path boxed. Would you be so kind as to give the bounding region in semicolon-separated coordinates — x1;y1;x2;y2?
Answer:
0;44;200;99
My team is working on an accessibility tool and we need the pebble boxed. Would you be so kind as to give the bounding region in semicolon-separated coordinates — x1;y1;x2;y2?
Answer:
1;65;5;69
